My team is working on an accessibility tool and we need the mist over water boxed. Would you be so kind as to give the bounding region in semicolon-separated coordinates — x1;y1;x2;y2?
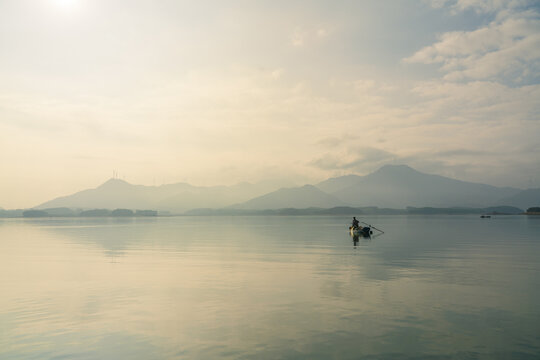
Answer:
1;215;539;359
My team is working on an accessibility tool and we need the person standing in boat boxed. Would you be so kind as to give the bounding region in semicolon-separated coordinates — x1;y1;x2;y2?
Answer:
352;217;359;229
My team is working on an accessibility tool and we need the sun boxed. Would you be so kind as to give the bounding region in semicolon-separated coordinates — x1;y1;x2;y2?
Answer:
50;0;81;13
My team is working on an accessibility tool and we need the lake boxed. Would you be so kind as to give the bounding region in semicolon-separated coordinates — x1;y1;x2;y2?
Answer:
1;215;539;359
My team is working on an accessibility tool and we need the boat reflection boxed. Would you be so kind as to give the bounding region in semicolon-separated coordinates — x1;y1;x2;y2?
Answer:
351;232;384;248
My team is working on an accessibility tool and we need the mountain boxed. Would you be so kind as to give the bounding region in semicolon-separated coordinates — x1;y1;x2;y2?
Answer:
316;174;363;194
37;179;158;210
496;188;540;210
35;165;528;213
229;185;347;210
36;179;279;213
318;165;521;209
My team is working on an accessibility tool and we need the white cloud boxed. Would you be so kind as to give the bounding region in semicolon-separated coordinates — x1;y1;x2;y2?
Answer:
310;146;396;172
427;0;535;14
397;1;539;186
290;25;332;47
411;80;540;122
405;7;540;84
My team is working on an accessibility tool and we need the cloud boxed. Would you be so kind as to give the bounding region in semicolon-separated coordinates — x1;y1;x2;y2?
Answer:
406;2;540;84
315;137;343;148
410;80;540;124
306;73;539;186
309;147;396;172
434;149;493;157
290;25;331;47
396;0;540;187
426;0;536;14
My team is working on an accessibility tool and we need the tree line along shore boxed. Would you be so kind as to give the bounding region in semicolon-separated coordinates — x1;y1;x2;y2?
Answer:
2;206;539;218
0;208;158;218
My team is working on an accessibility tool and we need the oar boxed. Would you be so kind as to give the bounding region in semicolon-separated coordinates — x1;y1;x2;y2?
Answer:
362;221;384;234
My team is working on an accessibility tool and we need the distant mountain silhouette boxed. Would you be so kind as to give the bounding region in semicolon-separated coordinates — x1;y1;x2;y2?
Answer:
37;179;157;210
36;164;527;212
229;185;347;210
316;174;363;194
37;178;279;213
497;188;540;209
317;165;520;208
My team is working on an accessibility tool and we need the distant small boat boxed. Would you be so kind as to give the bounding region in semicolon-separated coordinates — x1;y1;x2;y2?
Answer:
480;215;491;218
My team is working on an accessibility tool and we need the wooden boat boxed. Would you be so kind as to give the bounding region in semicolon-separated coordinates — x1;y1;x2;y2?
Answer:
349;226;372;237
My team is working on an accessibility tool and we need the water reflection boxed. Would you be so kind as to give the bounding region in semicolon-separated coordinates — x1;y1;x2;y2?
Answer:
1;216;539;359
352;234;371;248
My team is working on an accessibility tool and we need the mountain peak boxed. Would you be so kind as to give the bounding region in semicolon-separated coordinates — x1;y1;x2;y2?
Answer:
98;178;131;189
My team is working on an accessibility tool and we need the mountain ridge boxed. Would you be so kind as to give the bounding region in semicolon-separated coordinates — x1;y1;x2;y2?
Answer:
317;164;521;209
37;178;280;213
228;184;348;210
34;164;537;213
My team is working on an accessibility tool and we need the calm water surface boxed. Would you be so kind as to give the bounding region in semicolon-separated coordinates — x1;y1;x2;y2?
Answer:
1;215;539;359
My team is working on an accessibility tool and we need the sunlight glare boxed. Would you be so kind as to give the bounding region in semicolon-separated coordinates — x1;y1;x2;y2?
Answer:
50;0;81;13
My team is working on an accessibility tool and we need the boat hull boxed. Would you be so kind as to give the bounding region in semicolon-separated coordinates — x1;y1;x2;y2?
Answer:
349;226;372;237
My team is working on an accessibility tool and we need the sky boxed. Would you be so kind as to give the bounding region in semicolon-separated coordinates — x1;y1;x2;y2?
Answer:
1;0;539;209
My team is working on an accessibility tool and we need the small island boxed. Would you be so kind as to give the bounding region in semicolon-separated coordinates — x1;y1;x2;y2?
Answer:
525;207;540;215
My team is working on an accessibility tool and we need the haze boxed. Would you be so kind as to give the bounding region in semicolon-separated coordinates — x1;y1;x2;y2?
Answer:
1;0;539;209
